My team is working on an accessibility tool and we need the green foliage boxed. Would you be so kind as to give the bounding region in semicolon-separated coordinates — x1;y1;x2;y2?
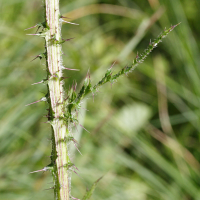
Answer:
82;177;103;200
1;0;200;200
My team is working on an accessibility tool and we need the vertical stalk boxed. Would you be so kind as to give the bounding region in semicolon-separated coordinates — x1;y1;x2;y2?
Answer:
45;0;70;199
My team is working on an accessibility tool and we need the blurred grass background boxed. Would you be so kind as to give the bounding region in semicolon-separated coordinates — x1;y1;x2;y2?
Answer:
1;0;200;199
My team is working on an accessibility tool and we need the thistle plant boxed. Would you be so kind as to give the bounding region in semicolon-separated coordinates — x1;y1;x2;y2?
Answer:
25;1;179;200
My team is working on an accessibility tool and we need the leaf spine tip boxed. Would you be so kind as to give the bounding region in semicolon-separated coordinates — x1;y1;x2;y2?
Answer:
60;19;79;25
29;167;47;174
79;123;90;133
110;61;116;69
25;97;47;106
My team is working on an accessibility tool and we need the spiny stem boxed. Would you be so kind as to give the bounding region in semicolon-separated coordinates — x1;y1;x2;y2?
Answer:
45;0;70;199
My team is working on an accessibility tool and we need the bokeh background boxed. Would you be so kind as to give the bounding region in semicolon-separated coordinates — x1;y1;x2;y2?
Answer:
1;0;200;199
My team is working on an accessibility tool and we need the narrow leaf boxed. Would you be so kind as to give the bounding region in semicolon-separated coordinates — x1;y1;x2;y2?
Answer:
82;177;103;200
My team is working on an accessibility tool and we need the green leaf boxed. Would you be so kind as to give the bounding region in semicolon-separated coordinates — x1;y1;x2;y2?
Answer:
82;177;103;200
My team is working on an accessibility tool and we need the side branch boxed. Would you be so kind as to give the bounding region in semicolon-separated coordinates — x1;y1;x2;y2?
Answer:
73;23;180;106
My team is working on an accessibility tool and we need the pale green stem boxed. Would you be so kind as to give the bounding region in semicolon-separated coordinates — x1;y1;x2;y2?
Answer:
45;0;70;199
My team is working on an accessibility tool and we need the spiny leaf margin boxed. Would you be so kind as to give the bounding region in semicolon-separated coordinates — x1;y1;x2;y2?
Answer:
74;23;180;106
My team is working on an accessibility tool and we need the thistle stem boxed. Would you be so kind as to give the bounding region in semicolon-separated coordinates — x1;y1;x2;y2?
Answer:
45;0;70;199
